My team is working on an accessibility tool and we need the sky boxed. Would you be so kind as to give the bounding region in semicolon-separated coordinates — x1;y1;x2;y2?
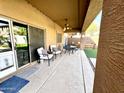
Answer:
85;10;102;45
86;10;102;33
94;10;102;26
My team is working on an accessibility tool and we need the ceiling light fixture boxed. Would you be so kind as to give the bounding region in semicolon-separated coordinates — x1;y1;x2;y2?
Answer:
63;18;72;32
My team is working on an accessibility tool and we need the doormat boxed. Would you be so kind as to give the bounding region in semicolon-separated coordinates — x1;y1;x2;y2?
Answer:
0;76;29;93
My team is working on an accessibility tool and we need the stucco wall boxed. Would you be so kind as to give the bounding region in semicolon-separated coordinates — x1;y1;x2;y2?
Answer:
0;0;63;48
93;0;124;93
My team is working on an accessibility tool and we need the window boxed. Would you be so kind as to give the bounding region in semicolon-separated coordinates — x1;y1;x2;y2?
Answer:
29;26;44;61
57;33;62;43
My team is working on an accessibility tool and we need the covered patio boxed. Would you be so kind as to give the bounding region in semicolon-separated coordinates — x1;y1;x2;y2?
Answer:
0;0;124;93
11;50;94;93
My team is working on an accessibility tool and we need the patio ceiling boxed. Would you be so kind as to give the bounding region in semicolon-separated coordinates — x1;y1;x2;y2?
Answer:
26;0;103;32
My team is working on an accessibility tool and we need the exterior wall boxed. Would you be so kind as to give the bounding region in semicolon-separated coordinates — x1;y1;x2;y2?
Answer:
93;0;124;93
0;0;63;48
80;36;96;49
68;38;81;48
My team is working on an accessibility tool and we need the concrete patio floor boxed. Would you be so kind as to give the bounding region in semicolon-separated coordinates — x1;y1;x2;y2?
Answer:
17;50;84;93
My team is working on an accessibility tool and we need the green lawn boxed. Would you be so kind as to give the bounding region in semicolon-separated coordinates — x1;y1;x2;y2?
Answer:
84;48;97;58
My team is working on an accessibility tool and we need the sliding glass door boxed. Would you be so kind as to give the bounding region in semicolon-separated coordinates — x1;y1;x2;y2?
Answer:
0;18;16;79
13;22;30;67
0;17;31;78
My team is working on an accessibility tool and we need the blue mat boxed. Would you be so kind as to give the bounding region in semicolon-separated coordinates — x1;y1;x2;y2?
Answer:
0;76;29;93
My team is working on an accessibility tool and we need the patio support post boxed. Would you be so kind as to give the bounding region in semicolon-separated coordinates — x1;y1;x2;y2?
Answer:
93;0;124;93
80;32;85;49
80;33;83;49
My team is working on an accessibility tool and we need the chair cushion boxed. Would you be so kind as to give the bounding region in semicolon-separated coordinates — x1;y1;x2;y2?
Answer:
40;54;53;59
53;50;61;54
37;47;43;55
52;47;57;51
42;49;48;56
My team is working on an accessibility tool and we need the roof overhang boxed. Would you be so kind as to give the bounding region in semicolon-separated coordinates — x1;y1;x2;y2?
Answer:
82;0;103;32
